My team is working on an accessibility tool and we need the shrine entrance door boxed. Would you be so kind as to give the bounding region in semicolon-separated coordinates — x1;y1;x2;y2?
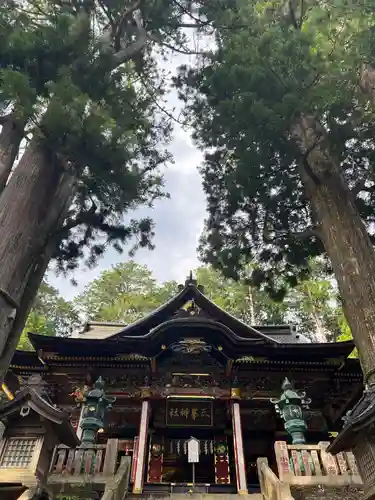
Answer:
146;430;233;492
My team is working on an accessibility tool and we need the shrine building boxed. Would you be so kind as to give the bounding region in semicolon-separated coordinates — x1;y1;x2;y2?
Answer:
3;274;363;495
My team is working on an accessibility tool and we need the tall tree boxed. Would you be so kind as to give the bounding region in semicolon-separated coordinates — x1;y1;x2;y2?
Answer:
18;281;79;350
76;260;343;341
287;260;341;342
178;0;375;382
195;265;288;325
76;261;178;323
0;0;207;380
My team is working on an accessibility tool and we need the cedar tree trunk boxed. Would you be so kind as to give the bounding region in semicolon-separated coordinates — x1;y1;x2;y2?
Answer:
0;135;75;374
292;115;375;384
0;113;25;193
359;63;375;105
0;171;75;382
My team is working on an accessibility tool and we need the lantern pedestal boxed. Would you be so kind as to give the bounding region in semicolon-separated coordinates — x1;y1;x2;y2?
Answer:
271;378;310;445
79;377;115;448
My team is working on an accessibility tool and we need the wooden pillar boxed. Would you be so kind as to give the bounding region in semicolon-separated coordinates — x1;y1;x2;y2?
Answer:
231;388;248;495
133;389;151;494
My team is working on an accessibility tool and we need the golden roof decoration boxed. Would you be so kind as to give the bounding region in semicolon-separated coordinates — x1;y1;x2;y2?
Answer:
170;338;212;354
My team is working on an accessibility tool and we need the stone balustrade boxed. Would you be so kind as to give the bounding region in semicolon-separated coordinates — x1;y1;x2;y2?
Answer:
50;443;109;476
47;438;128;498
274;441;363;486
257;441;364;500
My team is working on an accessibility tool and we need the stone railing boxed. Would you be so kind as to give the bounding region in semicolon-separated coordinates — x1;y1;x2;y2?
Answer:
50;443;108;476
257;457;294;500
47;438;130;499
256;441;364;500
274;441;363;486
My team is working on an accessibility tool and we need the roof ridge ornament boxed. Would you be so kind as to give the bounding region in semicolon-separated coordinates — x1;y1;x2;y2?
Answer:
185;270;197;287
177;271;205;294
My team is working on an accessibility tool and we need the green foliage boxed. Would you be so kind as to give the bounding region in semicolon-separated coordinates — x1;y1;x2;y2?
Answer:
76;261;178;323
177;0;375;297
76;259;345;341
0;0;208;273
195;265;289;325
336;311;357;357
17;281;79;350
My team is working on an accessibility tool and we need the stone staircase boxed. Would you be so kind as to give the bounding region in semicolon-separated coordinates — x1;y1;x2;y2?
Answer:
126;494;262;500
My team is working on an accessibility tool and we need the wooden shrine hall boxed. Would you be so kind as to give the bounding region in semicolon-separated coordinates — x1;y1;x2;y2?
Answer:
3;273;363;495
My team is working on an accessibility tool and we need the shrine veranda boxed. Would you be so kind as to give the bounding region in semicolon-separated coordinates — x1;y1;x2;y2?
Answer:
3;276;363;494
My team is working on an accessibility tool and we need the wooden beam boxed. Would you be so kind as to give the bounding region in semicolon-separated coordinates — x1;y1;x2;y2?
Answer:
2;382;14;400
225;359;233;377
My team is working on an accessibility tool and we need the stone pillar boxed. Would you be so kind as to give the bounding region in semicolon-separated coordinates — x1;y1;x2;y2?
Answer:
133;389;151;494
231;388;248;495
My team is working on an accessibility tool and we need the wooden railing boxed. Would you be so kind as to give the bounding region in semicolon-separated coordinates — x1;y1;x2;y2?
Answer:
257;457;294;500
274;441;363;487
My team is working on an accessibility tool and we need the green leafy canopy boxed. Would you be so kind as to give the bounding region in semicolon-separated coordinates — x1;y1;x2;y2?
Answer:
0;0;211;275
17;281;79;350
176;0;375;298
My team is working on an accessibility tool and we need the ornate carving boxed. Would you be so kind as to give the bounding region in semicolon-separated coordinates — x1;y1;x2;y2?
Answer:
169;338;212;354
158;350;223;369
242;376;275;395
18;373;55;400
168;373;220;389
100;373;146;395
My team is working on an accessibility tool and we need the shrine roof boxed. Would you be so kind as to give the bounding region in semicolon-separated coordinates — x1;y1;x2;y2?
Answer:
75;320;309;343
24;324;355;361
11;350;44;369
10;274;356;365
0;387;79;447
72;276;314;343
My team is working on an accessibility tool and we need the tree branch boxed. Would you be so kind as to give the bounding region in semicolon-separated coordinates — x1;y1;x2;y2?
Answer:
0;113;12;125
288;227;322;240
149;34;209;56
112;12;147;65
264;226;322;244
58;199;98;235
351;178;373;197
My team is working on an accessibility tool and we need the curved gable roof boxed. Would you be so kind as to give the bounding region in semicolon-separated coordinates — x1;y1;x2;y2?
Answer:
109;280;276;342
0;387;79;447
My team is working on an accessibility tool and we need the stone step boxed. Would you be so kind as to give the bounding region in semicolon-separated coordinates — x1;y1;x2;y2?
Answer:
127;495;263;500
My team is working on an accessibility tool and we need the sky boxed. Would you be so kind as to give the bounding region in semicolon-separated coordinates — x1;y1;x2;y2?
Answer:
49;50;207;300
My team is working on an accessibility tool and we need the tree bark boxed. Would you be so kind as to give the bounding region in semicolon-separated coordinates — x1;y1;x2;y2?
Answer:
0;170;75;382
0;113;25;193
304;285;327;343
247;286;255;324
0;135;75;369
359;63;375;105
292;115;375;384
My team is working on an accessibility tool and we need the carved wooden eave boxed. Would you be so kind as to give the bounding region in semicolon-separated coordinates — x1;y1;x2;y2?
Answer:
16;330;357;371
8;277;358;370
0;387;79;447
327;384;375;454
